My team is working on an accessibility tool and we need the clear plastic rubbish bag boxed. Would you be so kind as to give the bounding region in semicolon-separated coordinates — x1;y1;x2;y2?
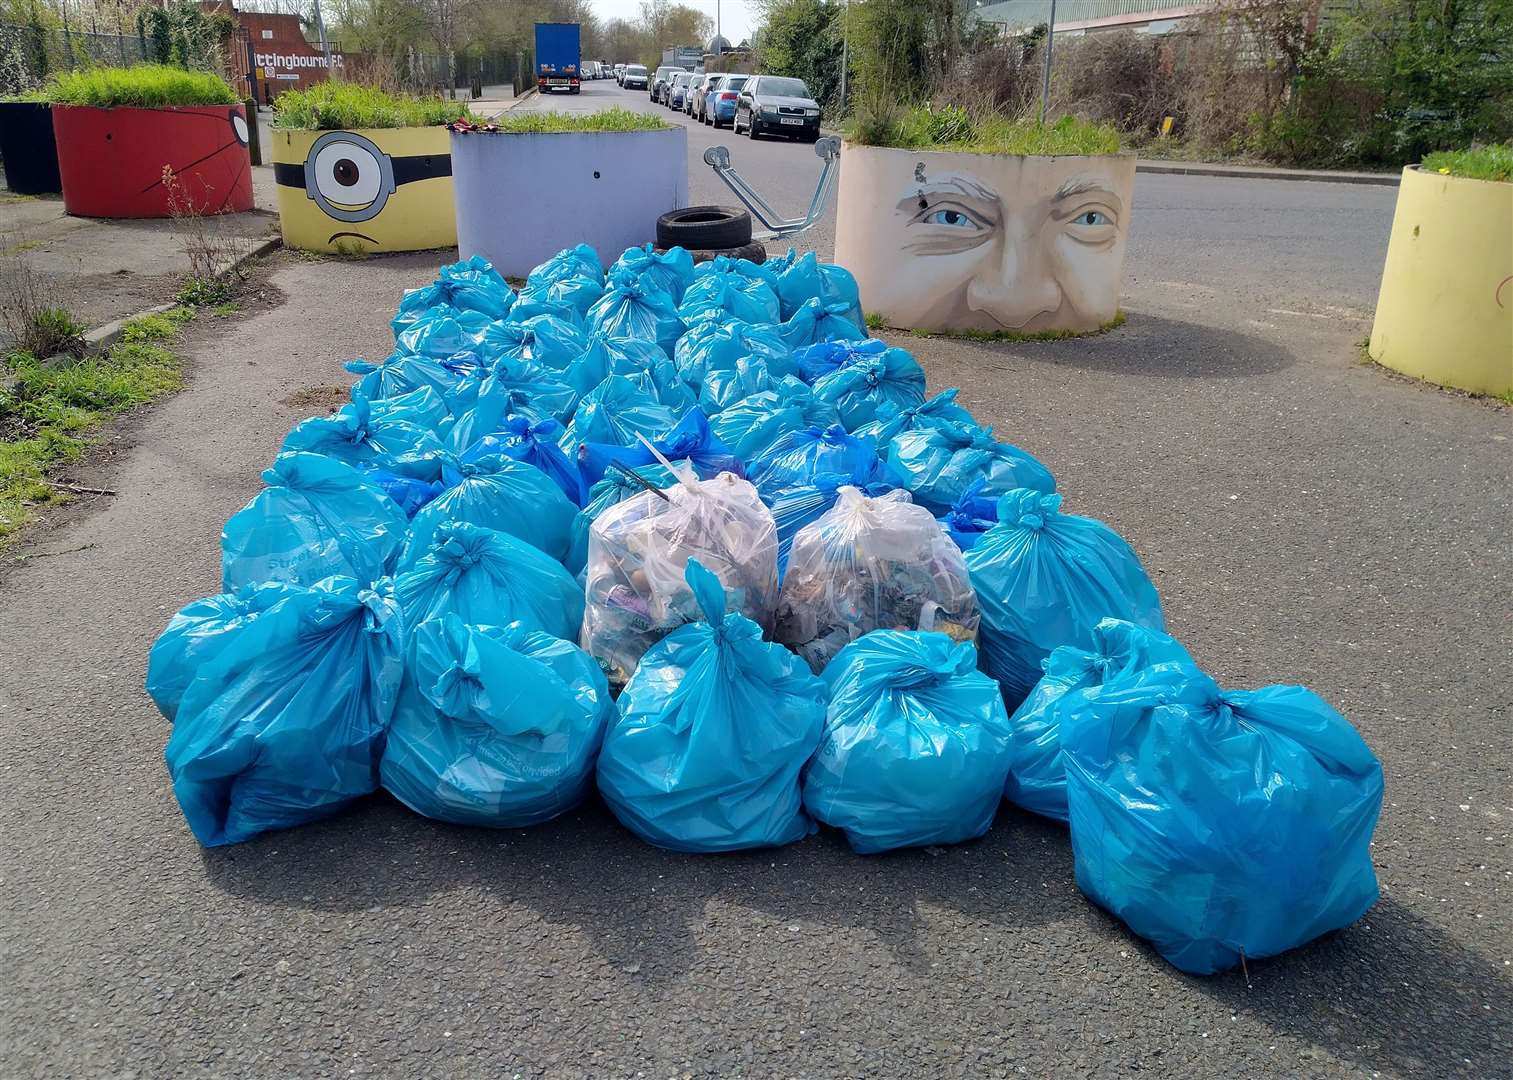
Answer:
763;475;894;578
566;464;678;578
583;468;779;690
381;615;613;828
164;576;404;846
748;424;881;496
399;454;578;569
146;581;300;723
395;520;584;640
1062;663;1384;975
775;487;979;672
222;452;407;591
609;243;695;304
586;272;684;357
596;560;826;852
802;630;1012;854
1005;618;1194;821
964;490;1165;709
883;420;1055;515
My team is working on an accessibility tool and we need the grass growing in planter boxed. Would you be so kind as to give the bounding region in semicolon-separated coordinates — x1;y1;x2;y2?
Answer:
273;82;471;129
478;107;672;134
45;65;238;107
849;104;1120;157
1421;143;1512;183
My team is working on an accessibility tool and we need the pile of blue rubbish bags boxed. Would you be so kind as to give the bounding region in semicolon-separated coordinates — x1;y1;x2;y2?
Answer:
147;243;1385;976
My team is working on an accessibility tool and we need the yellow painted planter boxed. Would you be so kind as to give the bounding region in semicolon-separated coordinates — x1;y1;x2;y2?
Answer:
1368;166;1513;396
271;126;456;254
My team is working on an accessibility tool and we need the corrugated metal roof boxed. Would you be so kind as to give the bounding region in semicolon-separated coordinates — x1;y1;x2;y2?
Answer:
971;0;1214;29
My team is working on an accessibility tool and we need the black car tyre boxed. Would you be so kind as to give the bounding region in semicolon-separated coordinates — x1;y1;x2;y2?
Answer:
656;205;753;249
748;118;760;139
660;241;768;266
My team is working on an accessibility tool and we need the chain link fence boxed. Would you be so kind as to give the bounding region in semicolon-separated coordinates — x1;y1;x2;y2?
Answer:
0;23;149;95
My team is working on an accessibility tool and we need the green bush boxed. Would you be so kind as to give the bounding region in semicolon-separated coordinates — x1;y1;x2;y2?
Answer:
1422;143;1513;182
272;82;471;130
480;107;672;134
45;64;238;107
848;106;1120;156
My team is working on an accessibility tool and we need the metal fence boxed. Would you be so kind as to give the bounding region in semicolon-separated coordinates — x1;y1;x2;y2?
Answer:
0;23;149;95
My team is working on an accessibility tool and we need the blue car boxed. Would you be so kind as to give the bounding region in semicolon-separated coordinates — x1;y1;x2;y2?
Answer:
705;74;749;129
668;72;693;110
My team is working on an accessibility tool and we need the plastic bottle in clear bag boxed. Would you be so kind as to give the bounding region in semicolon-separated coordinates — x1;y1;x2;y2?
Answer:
582;462;779;690
774;487;979;673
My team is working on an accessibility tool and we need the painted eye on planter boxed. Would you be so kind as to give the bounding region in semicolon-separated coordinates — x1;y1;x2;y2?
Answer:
1062;204;1119;245
313;139;385;208
230;112;249;147
923;208;983;230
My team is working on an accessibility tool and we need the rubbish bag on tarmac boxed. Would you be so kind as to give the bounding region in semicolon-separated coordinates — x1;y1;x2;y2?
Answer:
883;420;1056;515
775;250;864;325
596;560;827;852
583;336;696;412
527;243;604;288
561;374;677;452
583;469;779;690
802;630;1013;854
609;244;694;304
678;267;782;325
586;272;684;357
1061;663;1384;975
164;575;404;847
577;408;742;488
566;464;678;578
810;343;927;431
850;389;979;456
774;487;979;672
399;454;578;569
365;384;451;436
280;395;448;479
1004;618;1194;822
459;416;585;506
937;478;999;552
221;453;407;591
394;520;584;640
964;490;1165;709
346;354;479;411
395;308;495;359
748;424;881;495
392;256;513;335
792;337;889;384
146;581;301;723
673;317;796;387
381;615;613;828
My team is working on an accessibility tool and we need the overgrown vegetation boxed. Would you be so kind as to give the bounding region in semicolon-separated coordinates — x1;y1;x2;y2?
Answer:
475;107;672;134
1422;143;1513;182
272;81;471;129
757;0;1513;170
1;235;87;358
0;309;189;545
849;105;1120;155
45;63;237;107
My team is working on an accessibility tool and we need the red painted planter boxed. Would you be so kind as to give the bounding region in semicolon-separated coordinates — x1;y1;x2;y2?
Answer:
51;103;254;218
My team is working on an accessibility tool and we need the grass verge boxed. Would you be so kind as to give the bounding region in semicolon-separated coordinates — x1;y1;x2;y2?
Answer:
899;310;1127;343
1421;143;1512;183
0;308;191;547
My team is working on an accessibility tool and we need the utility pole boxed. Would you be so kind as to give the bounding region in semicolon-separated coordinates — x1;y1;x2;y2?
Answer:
1039;0;1056;126
311;0;333;75
838;0;849;112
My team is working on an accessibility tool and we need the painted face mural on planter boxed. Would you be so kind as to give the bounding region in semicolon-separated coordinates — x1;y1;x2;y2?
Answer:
836;148;1134;333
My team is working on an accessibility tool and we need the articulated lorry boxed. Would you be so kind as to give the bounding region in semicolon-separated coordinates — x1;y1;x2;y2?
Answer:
536;22;581;94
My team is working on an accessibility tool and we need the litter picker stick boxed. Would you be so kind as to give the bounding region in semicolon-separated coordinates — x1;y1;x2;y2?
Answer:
608;461;672;501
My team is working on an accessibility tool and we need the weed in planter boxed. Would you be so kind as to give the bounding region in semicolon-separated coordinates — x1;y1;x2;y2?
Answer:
1421;143;1513;184
272;82;471;130
45;65;238;108
864;312;885;331
468;108;673;135
848;105;1120;156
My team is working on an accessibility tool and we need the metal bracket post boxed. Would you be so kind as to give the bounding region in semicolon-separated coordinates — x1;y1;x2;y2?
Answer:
702;136;841;242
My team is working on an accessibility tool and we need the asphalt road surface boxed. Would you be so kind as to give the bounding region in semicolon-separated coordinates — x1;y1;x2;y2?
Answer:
1;80;1510;1080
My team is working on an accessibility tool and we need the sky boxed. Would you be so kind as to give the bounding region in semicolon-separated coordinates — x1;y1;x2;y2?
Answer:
587;0;760;47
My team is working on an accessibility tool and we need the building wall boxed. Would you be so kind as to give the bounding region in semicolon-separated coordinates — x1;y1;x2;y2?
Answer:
204;2;344;100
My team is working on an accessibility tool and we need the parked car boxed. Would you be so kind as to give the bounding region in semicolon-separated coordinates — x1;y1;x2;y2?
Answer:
668;71;694;110
622;63;648;90
704;74;748;128
651;66;679;102
734;75;822;141
687;73;717;120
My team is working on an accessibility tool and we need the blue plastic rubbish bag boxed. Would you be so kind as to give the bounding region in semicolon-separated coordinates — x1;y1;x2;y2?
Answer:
505;292;587;330
673;318;795;387
709;390;805;463
222;453;407;590
775;297;867;349
965;490;1165;708
395;308;495;359
399;454;578;569
748;424;881;495
609;244;694;303
937;478;999;551
381;615;612;828
578;408;741;488
392;256;513;335
883;420;1055;514
678;268;782;325
1061;663;1384;975
281;395;447;479
146;581;300;723
775;251;864;325
586;272;684;357
164;576;404;846
793;338;886;384
850;389;978;455
518;272;605;320
365;384;451;435
480;357;580;424
561;374;677;452
810;343;927;430
527;243;604;288
395;520;584;640
1004;618;1194;821
579;336;695;410
697;354;783;416
802;630;1013;854
487;314;588;372
459;416;584;505
597;560;827;852
346;355;480;411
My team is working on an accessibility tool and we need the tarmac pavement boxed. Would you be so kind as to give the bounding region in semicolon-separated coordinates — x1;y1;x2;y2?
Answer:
1;85;1510;1080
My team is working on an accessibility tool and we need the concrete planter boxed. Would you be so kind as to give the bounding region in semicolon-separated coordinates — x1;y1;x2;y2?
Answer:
272;126;456;254
0;102;61;195
833;143;1135;334
51;104;253;218
1368;166;1512;396
450;126;688;276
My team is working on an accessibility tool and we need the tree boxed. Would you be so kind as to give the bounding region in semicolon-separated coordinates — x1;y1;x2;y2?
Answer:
756;0;844;108
636;0;711;66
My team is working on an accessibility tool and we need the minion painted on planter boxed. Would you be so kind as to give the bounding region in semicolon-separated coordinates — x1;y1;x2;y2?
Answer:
273;127;457;253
